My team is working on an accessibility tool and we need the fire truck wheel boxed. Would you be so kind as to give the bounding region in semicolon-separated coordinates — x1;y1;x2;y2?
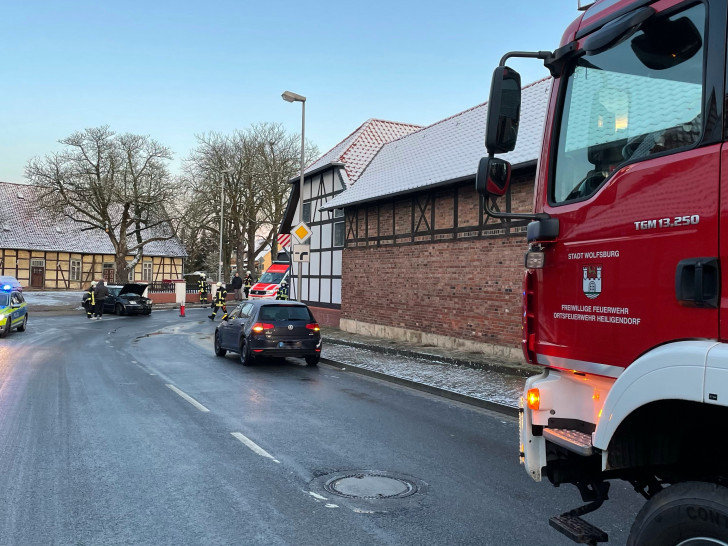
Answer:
627;481;728;546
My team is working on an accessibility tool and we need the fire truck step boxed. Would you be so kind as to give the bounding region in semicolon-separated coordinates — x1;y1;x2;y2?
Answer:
543;427;593;456
549;513;608;544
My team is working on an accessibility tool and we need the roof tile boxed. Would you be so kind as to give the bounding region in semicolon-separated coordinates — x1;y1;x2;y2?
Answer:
305;119;423;183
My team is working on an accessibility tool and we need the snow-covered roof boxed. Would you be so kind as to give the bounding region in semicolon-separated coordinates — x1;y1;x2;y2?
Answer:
322;78;551;210
305;118;423;183
0;182;187;257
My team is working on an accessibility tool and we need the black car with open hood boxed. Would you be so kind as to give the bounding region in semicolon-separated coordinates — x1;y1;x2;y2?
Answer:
103;284;153;316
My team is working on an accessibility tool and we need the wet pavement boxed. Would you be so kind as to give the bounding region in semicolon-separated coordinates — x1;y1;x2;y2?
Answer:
22;290;538;413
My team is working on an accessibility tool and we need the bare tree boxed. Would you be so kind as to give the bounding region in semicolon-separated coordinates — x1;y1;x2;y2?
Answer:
25;126;180;283
181;123;318;281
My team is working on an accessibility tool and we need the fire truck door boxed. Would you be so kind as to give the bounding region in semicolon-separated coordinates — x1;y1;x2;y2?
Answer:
539;146;720;371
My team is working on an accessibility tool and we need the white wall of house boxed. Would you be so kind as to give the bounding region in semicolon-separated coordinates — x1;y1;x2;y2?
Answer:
297;168;345;306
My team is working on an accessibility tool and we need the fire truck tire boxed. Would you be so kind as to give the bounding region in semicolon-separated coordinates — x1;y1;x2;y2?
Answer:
627;481;728;546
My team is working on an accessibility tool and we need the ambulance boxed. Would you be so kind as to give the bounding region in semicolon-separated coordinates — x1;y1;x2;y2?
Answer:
479;0;728;543
248;262;290;299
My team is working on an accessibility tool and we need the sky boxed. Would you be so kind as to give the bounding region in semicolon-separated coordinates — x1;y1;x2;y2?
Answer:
0;0;583;183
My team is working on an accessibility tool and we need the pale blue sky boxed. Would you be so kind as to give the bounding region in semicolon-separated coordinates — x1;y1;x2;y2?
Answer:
1;1;581;183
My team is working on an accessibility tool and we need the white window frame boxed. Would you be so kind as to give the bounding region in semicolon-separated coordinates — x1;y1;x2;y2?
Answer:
142;261;153;282
70;260;81;281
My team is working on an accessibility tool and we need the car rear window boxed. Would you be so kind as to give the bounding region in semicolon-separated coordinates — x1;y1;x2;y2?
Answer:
259;305;312;322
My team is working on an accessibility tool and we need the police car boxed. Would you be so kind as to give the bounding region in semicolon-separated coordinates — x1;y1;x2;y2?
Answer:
0;282;28;337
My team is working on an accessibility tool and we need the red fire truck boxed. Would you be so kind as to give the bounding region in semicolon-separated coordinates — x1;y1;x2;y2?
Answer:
478;0;728;544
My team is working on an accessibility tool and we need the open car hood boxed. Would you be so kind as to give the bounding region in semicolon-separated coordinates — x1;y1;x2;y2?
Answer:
118;283;148;297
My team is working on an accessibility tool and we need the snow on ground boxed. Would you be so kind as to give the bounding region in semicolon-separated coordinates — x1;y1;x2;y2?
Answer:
23;290;83;308
322;343;524;408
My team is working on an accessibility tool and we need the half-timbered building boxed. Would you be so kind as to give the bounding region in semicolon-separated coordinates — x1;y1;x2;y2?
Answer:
280;119;422;325
321;79;551;358
0;182;186;289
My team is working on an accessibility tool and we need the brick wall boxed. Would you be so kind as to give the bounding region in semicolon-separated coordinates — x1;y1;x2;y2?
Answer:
341;173;534;350
308;305;341;328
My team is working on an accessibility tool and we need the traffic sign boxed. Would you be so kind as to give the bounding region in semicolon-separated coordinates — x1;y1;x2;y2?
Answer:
292;222;312;243
277;233;291;248
292;244;310;263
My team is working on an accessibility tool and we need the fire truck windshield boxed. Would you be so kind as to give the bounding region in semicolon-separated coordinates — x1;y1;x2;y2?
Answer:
259;271;285;284
551;3;705;204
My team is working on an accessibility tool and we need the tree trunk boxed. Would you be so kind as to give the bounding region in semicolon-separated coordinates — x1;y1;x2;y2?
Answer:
115;252;130;284
246;219;257;273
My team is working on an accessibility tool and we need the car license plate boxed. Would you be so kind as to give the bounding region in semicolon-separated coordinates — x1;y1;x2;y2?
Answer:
278;341;301;348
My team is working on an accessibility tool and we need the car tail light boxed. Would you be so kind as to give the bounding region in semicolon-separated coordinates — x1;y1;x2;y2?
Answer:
252;322;274;333
306;323;320;332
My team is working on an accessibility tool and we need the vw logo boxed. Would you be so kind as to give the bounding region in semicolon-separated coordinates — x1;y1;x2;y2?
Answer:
287;324;294;330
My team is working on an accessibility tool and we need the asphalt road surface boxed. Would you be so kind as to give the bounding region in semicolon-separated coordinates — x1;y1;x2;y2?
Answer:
0;309;644;545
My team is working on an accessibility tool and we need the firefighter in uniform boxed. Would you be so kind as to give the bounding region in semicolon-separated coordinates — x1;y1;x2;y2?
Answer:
243;270;254;299
276;280;289;300
209;282;228;320
198;273;208;304
83;281;96;319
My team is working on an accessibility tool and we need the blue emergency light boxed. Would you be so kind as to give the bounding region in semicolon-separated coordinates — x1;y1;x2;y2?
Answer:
1;285;11;291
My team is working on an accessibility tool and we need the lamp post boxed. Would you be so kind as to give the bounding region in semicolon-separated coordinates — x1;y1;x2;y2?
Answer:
219;168;233;283
281;90;306;302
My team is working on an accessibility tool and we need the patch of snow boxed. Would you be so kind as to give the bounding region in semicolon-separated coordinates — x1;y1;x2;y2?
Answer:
322;344;524;408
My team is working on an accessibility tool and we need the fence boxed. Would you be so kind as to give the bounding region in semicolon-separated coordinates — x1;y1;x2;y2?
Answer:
147;281;202;294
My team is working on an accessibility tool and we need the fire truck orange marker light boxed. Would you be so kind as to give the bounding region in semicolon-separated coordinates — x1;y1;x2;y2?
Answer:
527;389;540;410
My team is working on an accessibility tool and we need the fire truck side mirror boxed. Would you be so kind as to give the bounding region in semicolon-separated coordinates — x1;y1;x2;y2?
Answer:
485;66;521;154
476;156;511;198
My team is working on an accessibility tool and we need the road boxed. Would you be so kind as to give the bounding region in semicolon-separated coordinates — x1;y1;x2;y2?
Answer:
0;309;644;545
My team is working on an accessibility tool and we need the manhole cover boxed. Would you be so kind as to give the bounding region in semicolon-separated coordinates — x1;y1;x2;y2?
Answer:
324;473;417;499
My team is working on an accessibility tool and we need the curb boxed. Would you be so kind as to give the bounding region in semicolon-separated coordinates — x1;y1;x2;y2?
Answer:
322;337;535;378
320;357;519;418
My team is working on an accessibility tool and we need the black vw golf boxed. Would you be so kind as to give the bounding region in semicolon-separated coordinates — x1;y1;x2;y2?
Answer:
214;300;322;366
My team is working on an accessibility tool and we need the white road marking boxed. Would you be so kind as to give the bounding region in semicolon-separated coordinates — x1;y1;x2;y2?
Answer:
309;492;328;501
325;504;339;508
231;432;280;463
165;384;210;413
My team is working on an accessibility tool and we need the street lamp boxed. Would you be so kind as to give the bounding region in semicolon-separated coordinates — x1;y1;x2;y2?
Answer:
219;168;233;283
282;90;306;302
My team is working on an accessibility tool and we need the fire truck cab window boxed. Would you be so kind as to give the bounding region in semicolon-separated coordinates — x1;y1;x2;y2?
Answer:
551;4;705;205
